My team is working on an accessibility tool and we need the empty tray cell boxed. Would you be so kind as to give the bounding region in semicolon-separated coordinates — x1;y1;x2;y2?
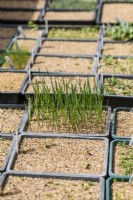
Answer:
0;10;41;21
44;11;95;21
31;56;93;73
0;27;17;38
101;3;133;23
102;43;133;57
0;0;45;9
40;40;97;56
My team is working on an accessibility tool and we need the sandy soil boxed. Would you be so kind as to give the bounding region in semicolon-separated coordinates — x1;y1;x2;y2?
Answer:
0;38;10;49
40;40;97;55
0;0;45;9
31;56;93;73
0;11;40;21
0;108;24;133
13;138;105;175
0;27;16;38
0;139;11;168
0;176;99;200
101;4;133;23
18;29;42;38
26;110;107;135
115;111;133;137
11;39;37;51
45;11;95;21
111;182;133;200
103;43;133;56
0;72;26;92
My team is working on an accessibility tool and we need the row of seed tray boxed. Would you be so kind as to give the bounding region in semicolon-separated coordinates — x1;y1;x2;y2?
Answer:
106;106;133;200
0;24;133;108
0;99;109;200
1;0;133;25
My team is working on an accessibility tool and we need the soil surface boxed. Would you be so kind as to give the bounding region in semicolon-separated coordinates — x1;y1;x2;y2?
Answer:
0;38;11;50
45;11;95;21
101;4;133;23
26;76;96;93
40;40;97;55
0;108;24;133
18;29;42;38
13;138;105;175
0;72;26;92
26;110;107;135
11;39;37;52
31;56;93;73
0;11;40;21
103;43;133;56
0;139;11;168
98;58;133;74
0;0;45;9
113;143;133;176
0;176;99;200
115;111;133;137
0;27;16;38
104;78;133;96
111;182;133;200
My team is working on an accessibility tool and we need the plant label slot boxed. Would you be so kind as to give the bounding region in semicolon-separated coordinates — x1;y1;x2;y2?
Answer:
5;56;14;69
45;19;48;34
18;26;27;39
16;131;19;154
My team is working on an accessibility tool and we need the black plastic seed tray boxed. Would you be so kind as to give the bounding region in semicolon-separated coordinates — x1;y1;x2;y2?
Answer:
20;105;111;138
0;172;105;200
0;104;25;135
0;134;15;172
0;70;28;104
7;134;109;178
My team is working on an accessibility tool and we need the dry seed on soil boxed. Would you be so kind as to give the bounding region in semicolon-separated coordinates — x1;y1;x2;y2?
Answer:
115;111;133;137
26;110;107;135
103;43;133;56
98;58;133;74
0;108;24;133
0;176;99;200
13;138;105;175
0;139;11;168
45;11;95;21
111;182;133;200
113;143;133;176
31;56;93;73
26;76;96;93
0;11;40;21
0;72;26;92
40;41;97;55
101;4;133;23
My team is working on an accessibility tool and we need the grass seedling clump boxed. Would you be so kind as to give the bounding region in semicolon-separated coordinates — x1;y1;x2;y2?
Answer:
48;27;99;39
49;0;96;10
3;48;29;69
105;22;133;41
26;76;104;133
